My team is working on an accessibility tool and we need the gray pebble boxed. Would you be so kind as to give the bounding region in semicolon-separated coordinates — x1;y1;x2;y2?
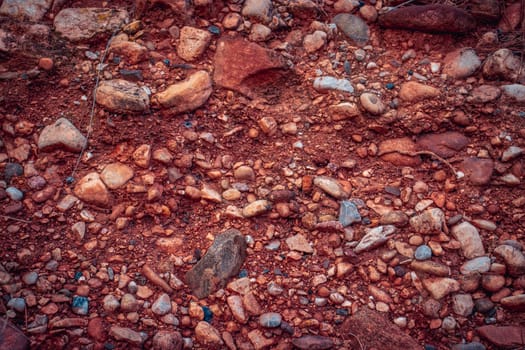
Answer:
22;271;39;285
414;245;432;260
7;297;26;312
259;312;282;328
6;187;23;201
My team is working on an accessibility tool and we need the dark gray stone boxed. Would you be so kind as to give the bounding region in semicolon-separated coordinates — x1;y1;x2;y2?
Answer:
338;200;361;227
185;229;247;298
333;13;369;46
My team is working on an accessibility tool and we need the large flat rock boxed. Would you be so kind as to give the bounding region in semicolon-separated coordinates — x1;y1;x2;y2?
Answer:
96;79;150;113
54;8;128;41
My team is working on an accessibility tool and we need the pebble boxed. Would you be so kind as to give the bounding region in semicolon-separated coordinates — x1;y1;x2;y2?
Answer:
96;79;150;113
242;199;271;217
303;30;327;52
4;162;23;181
6;186;23;201
100;163;134;189
292;335;334;350
493;244;525;276
360;92;385;115
460;256;492;275
152;330;183;350
422;277;460;299
177;26;211;61
338;200;361;226
483;49;522;82
313;76;354;94
22;271;38;285
443;48;481;79
227;295;247;323
482;274;505;292
313;176;348;199
7;297;25;312
501;146;523;162
121;293;139;312
451;222;485;259
109;326;146;346
267;282;284;296
242;0;272;23
502;84;525;102
152;293;172;316
332;13;369;45
409;208;445;234
259;312;282;328
103;294;120;312
399;81;440;102
414;245;432;260
453;294;474;316
354;225;396;253
442;316;456;331
71;296;89;315
194;321;223;347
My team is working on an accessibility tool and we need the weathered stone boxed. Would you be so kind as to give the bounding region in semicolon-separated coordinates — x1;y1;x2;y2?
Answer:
399;81;440;102
328;102;361;120
96;79;149;113
494;244;525;276
313;176;349;199
242;0;272;23
227;295;247;323
0;0;52;21
500;294;525;311
54;8;129;41
451;222;485;259
185;229;246;298
478;325;525;348
177;26;212;61
100;163;134;189
483;49;525;83
303;30;327;53
332;13;369;45
132;144;151;168
416;132;469;158
286;234;313;253
292;335;334;350
460;256;491;275
152;71;212;114
459;157;494;185
152;293;172;316
214;36;287;97
74;172;110;207
423;277;460;299
109;41;148;64
469;85;501;103
360;92;385;115
87;317;106;342
354;225;396;253
498;2;522;32
378;5;476;33
453;294;474;316
378;138;422;166
341;308;420;349
502;84;525;103
409;208;445;234
109;326;146;346
313;76;354;94
152;330;183;350
38;118;87;152
443;48;481;79
410;260;450;276
194;321;223;347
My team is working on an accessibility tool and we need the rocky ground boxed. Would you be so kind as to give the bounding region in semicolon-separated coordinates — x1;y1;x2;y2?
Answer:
1;0;525;349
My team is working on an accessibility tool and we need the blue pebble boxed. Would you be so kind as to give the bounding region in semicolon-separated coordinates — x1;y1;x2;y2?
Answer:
202;306;213;322
336;308;349;316
385;82;395;90
238;269;248;278
259;312;282;328
72;296;89;315
208;25;220;35
6;187;23;201
414;245;432;260
163;59;170;67
74;271;83;281
65;176;75;184
407;69;413;75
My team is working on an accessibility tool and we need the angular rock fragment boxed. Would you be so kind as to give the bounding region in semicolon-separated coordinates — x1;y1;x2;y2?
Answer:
286;234;313;253
177;26;212;62
313;176;349;199
96;79;150;113
451;222;485;259
313;76;354;94
378;5;476;33
399;81;439;102
423;277;460;299
109;40;148;64
152;71;212;114
409;208;445;234
483;49;525;83
152;330;183;350
185;229;247;298
38;118;87;152
109;326;146;346
242;0;272;23
54;8;128;41
354;225;396;253
214;36;288;97
194;321;224;347
100;163;134;189
493;244;525;276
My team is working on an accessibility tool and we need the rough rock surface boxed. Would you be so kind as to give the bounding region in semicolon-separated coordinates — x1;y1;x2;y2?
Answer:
54;8;129;41
152;71;212;113
96;79;150;113
185;229;247;298
38;118;87;152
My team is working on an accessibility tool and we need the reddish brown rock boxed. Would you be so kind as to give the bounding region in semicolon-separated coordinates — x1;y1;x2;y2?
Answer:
109;41;148;64
341;308;420;349
498;2;522;32
87;317;106;342
459;157;494;185
378;4;476;33
478;325;525;348
292;335;334;349
213;36;288;97
378;137;422;166
0;319;30;350
416;132;469;158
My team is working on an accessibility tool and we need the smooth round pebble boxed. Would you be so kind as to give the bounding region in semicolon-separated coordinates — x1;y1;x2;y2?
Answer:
22;271;39;285
414;245;432;260
7;297;26;312
360;92;385;115
6;187;24;201
259;312;282;328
